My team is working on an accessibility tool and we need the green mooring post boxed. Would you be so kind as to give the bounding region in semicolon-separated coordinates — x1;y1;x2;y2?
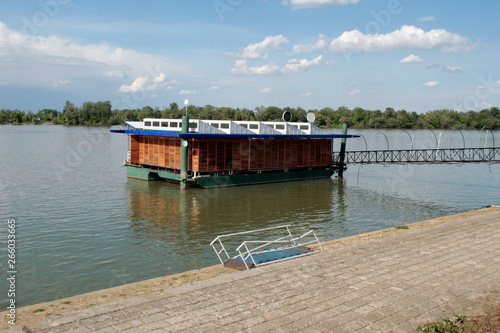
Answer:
338;123;348;178
180;115;189;190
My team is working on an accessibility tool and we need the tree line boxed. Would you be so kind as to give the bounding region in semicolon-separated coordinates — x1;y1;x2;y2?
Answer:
1;100;499;130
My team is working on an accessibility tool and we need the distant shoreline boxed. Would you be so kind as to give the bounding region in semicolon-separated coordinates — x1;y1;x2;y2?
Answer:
2;103;499;130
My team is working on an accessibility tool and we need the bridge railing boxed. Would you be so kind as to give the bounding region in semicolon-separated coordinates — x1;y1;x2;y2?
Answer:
333;147;500;165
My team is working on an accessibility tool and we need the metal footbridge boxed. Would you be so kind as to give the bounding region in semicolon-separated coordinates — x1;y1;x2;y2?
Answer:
334;147;500;165
333;128;499;168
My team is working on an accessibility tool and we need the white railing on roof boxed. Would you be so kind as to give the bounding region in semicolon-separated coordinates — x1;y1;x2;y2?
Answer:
141;118;326;135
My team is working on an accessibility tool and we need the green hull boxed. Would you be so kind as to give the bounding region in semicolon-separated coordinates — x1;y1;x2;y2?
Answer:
126;165;334;188
126;165;182;182
194;169;334;188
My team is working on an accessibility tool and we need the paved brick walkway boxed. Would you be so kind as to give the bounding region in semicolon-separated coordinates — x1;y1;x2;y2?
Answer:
5;208;500;332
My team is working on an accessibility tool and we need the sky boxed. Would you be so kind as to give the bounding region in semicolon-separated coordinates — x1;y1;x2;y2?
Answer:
1;0;500;113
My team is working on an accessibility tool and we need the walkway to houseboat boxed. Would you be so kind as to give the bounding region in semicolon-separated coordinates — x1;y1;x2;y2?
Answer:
4;207;500;332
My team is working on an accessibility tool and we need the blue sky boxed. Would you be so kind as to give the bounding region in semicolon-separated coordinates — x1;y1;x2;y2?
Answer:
1;0;499;113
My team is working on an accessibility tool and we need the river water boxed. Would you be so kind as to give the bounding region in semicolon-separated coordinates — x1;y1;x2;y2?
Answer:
0;125;498;308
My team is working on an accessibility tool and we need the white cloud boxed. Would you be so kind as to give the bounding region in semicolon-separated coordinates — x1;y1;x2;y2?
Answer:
232;35;289;59
260;88;272;93
347;89;361;95
419;16;436;22
207;86;220;90
118;73;167;93
399;54;425;63
230;60;280;75
292;34;329;53
444;65;463;73
179;90;196;95
423;81;439;87
231;55;322;76
479;101;492;109
300;92;312;97
283;0;359;9
280;55;322;74
51;79;70;88
0;21;185;88
165;79;178;91
329;25;473;54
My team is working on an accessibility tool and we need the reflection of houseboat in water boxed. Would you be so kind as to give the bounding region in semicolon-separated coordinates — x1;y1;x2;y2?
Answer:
111;115;356;189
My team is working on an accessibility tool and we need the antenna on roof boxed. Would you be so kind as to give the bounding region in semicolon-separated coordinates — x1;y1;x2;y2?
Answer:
306;112;316;123
282;111;292;122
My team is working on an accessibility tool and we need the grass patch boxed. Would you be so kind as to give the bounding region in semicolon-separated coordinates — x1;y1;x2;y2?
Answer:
395;225;409;230
32;309;45;313
61;301;71;305
417;315;470;332
417;295;500;332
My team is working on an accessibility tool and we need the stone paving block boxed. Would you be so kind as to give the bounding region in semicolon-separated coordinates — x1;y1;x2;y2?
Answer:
136;320;170;332
118;327;144;333
140;312;169;324
239;315;267;328
188;321;220;332
91;327;119;333
112;321;136;331
0;328;24;333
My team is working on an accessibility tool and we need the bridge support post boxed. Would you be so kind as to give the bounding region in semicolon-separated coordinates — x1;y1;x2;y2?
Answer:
338;123;348;178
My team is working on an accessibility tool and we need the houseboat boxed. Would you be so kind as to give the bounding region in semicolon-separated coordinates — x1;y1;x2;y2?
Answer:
111;116;356;189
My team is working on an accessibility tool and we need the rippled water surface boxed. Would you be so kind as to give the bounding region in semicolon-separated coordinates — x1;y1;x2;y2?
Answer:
0;125;498;307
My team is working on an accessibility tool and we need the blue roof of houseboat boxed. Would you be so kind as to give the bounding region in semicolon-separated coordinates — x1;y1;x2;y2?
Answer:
110;129;358;140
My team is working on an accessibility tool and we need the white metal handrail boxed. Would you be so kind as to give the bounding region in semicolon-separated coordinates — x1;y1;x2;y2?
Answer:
210;225;322;270
235;230;322;270
210;225;293;264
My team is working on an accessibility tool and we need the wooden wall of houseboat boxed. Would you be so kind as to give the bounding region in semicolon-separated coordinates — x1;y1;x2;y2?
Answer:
130;135;191;170
130;136;332;173
191;139;332;173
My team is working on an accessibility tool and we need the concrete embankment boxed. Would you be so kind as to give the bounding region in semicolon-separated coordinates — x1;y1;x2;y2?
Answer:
2;206;499;332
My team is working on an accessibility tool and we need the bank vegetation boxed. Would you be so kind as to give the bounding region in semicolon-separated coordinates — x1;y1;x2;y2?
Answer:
1;101;499;130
